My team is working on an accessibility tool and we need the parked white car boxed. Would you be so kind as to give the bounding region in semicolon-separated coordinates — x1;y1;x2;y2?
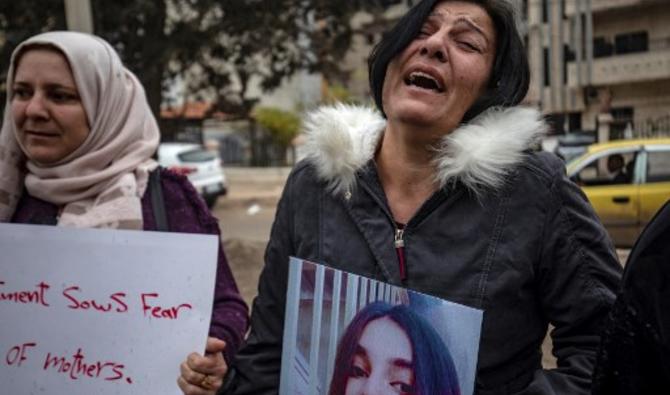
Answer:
157;142;227;208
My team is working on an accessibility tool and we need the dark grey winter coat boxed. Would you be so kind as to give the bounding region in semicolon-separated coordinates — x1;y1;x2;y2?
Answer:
225;105;622;395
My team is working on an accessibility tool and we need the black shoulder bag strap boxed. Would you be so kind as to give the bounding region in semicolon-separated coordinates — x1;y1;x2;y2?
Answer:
149;168;170;232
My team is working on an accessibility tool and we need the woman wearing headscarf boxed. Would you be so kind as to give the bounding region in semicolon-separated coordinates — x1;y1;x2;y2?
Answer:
0;31;248;394
225;1;622;394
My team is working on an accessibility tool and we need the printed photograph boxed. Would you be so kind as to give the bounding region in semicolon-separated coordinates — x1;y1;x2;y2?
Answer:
280;258;483;395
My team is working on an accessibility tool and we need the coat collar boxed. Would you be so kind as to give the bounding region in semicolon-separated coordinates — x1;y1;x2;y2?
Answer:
303;103;547;197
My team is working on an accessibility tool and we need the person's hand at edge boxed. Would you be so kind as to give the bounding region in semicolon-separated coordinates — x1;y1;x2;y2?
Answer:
177;337;227;395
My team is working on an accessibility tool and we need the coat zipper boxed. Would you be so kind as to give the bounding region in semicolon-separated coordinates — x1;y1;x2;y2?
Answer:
395;227;406;281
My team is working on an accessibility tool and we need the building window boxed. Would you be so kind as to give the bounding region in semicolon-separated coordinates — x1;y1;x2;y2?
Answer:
561;0;566;19
543;48;550;87
612;107;634;121
593;37;614;58
568;112;582;132
580;14;587;59
615;31;648;55
564;45;576;62
611;107;634;139
522;0;528;20
546;113;566;134
542;0;548;23
563;45;575;85
647;151;670;183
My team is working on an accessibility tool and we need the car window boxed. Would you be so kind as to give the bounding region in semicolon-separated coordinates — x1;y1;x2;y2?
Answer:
646;150;670;183
557;146;588;164
575;152;637;186
178;149;217;163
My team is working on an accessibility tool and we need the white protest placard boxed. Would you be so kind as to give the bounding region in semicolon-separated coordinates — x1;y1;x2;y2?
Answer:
0;223;219;394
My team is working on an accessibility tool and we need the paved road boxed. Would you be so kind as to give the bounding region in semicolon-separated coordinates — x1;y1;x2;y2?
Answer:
211;167;287;305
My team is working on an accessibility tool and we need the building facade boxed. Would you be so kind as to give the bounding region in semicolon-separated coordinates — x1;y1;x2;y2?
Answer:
525;0;670;140
342;0;669;142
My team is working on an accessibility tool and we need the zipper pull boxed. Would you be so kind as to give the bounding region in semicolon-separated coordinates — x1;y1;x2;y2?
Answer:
395;228;405;248
395;228;406;281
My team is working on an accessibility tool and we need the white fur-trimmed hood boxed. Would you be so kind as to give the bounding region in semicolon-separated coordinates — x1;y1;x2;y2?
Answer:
303;103;547;196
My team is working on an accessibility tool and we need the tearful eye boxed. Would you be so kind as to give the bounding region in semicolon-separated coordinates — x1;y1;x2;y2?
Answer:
49;91;78;103
349;365;368;378
459;41;480;52
12;87;31;100
391;381;415;394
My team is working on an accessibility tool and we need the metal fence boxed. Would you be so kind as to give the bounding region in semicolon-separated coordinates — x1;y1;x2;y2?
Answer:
633;116;670;139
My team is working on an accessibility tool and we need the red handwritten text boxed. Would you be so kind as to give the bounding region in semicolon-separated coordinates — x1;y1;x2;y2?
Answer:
0;281;50;306
62;287;128;313
43;347;129;382
5;342;36;366
141;293;192;319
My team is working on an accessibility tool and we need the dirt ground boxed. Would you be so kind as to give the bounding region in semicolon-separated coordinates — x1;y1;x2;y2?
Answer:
213;167;630;369
212;167;287;305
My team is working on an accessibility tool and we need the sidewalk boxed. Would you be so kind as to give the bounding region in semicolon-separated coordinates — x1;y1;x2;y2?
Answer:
214;167;291;304
223;166;291;204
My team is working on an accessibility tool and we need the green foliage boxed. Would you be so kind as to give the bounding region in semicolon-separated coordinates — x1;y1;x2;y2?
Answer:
0;0;312;119
0;0;66;110
254;107;301;148
323;83;360;105
92;0;307;118
0;0;410;118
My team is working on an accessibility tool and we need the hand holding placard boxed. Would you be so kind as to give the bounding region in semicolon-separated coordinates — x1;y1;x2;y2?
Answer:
0;223;218;394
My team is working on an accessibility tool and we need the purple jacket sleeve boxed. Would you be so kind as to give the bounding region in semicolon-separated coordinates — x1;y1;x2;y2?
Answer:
142;168;249;363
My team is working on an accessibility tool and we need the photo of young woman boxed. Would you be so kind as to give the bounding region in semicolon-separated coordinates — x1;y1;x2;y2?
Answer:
328;302;460;395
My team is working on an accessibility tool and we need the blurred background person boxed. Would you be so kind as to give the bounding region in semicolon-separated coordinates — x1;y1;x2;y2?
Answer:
0;31;248;395
606;153;630;184
592;200;670;395
226;1;621;394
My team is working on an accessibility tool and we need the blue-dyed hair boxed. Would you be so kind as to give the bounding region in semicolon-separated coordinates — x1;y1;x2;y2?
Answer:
328;302;460;395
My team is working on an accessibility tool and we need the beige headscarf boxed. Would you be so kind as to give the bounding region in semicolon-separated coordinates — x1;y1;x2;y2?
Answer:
0;31;159;229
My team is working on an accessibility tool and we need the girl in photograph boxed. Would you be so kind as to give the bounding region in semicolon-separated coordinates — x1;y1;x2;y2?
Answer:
328;302;460;395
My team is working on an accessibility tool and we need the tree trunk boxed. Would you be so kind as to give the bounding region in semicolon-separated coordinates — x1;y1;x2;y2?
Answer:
139;0;167;136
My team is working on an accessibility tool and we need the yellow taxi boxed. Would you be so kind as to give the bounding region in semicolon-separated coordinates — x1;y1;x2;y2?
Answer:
566;138;670;247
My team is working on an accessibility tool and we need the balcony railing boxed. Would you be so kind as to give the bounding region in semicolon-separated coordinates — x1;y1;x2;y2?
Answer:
565;0;664;16
567;49;670;87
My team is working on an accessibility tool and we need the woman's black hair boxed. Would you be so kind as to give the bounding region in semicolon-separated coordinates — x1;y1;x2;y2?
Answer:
368;0;530;122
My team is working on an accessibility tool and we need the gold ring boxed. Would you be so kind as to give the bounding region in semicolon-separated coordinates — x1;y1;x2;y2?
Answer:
200;374;216;390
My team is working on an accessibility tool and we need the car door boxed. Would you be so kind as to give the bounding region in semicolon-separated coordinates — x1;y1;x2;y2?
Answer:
570;148;641;247
637;145;670;230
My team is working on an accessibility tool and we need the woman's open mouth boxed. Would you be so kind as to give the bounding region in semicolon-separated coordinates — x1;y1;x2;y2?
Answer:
404;71;445;93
